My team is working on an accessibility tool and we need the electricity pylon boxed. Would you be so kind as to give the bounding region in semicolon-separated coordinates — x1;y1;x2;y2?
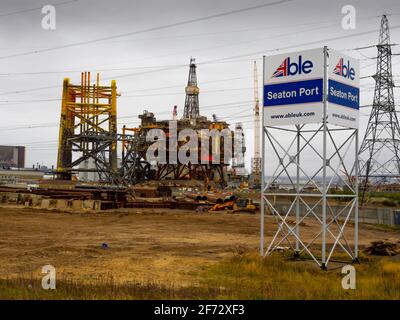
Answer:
359;15;400;200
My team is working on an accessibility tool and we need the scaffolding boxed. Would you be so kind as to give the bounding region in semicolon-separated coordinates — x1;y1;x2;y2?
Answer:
57;72;118;181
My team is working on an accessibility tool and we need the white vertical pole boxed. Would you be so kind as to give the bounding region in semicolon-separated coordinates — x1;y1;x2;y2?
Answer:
295;124;300;255
260;56;266;256
322;46;328;269
354;128;359;261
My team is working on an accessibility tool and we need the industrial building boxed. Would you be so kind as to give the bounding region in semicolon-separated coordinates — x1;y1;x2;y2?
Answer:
0;145;25;169
0;168;43;185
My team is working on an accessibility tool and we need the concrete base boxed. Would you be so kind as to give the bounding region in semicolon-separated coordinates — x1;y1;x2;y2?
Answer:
72;200;83;211
83;200;95;210
56;199;68;210
41;199;51;209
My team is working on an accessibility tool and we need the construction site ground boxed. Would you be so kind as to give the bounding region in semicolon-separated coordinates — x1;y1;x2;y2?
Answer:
1;204;399;290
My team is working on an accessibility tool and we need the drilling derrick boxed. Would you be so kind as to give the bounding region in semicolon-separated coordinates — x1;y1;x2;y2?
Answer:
251;61;262;187
359;15;400;197
125;60;234;188
183;58;200;119
56;72;118;181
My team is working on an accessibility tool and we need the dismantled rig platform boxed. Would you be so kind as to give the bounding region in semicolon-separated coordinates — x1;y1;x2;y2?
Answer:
56;59;238;188
127;110;232;187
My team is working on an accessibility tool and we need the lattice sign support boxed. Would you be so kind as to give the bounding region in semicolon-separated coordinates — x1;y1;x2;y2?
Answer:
261;47;360;269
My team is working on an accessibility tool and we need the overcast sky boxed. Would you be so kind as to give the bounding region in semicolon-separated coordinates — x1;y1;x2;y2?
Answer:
0;0;399;170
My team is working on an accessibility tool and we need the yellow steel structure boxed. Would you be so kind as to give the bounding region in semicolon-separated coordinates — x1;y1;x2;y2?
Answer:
57;72;118;180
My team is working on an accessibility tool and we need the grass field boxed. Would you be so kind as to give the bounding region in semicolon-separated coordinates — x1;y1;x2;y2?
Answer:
1;252;400;299
0;206;399;300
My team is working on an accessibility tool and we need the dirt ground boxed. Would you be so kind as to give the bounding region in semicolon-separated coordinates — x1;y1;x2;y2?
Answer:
0;205;399;286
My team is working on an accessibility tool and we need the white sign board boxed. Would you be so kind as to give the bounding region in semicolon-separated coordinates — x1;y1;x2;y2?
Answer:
327;49;360;128
263;48;324;126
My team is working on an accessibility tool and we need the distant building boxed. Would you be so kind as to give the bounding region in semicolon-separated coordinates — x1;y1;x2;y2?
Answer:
0;146;25;168
0;168;43;185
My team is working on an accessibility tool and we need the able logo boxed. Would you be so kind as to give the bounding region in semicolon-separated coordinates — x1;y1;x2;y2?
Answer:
272;55;313;78
333;58;355;80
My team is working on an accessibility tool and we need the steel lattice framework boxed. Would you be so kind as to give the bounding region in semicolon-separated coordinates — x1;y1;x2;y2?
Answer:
183;58;200;119
120;126;153;184
57;72;118;181
262;124;359;269
359;15;400;195
261;48;359;269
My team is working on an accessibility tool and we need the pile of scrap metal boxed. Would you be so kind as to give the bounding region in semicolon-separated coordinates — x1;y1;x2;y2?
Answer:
185;192;257;214
1;183;179;210
364;239;400;256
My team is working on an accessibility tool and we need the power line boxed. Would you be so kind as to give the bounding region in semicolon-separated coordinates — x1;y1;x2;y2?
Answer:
76;23;396;83
0;51;389;98
0;86;253;105
126;75;252;93
101;21;343;78
0;19;339;77
208;24;400;62
0;0;80;18
0;59;257;95
0;0;295;60
3;19;398;96
123;87;253;98
0;14;376;75
0;58;259;77
0;64;187;76
0;99;253;132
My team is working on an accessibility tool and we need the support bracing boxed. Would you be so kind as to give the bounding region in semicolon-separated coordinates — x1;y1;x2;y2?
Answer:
261;48;359;269
262;124;359;268
120;126;153;185
56;72;118;181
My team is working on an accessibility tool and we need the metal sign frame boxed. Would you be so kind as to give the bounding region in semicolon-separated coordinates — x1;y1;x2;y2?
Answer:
261;47;359;269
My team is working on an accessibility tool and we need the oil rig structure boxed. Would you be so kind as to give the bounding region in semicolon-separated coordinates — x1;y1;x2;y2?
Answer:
56;72;118;182
56;58;237;188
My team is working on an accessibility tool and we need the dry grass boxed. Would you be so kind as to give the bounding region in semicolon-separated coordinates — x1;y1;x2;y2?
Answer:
1;206;399;299
0;277;221;300
201;251;400;299
1;251;399;300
